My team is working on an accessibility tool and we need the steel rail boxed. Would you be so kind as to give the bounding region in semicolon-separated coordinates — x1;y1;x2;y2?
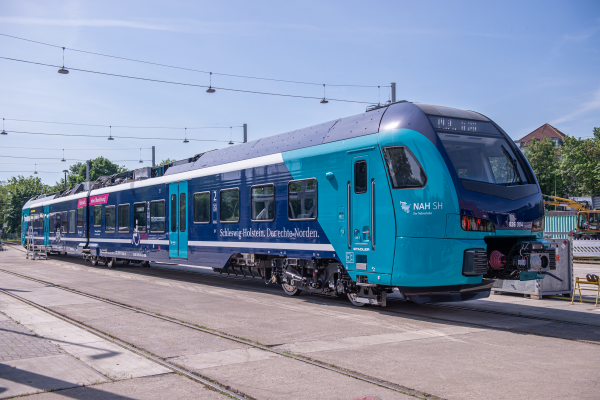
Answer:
0;266;438;400
0;287;250;400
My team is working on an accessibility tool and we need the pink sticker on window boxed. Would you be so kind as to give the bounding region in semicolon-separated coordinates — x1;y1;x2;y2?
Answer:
77;198;87;208
90;194;109;205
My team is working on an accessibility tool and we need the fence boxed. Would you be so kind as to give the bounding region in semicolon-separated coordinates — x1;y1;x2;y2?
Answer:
544;214;576;239
572;239;600;259
0;232;19;240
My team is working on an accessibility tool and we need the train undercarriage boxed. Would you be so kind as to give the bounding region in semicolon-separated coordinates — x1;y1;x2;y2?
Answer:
214;253;389;306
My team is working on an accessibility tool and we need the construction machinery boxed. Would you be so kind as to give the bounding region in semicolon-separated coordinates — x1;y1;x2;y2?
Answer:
543;195;599;239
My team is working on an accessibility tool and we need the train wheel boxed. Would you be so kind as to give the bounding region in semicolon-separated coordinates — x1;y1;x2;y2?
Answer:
91;256;98;266
282;283;302;296
106;257;116;268
347;292;366;307
122;260;130;266
141;261;150;268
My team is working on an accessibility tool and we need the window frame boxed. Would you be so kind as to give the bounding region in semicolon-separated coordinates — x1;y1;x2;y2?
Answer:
150;200;166;233
381;146;428;190
93;205;102;227
287;178;318;221
250;183;275;222
219;187;240;223
118;203;131;233
133;202;147;232
354;160;368;194
61;211;68;233
193;191;211;225
77;207;84;228
105;205;116;233
69;210;76;233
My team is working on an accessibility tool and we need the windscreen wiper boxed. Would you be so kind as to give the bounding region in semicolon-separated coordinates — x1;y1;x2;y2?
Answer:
501;145;523;185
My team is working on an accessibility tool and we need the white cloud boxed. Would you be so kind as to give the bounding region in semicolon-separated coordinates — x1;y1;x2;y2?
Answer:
551;85;600;125
0;17;179;31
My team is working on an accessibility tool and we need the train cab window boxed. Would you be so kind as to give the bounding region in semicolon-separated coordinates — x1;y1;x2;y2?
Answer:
150;200;165;233
118;204;130;233
69;210;76;233
193;192;211;224
62;211;68;233
288;179;317;220
93;205;102;227
251;184;275;221
77;208;84;227
105;206;116;233
354;161;367;194
220;188;240;223
133;202;147;232
382;146;427;189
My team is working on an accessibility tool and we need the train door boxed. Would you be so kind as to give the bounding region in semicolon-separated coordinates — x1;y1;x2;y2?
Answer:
168;181;188;259
351;156;373;260
43;206;49;247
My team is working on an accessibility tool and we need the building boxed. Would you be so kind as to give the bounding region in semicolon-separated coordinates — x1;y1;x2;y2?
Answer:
516;123;566;149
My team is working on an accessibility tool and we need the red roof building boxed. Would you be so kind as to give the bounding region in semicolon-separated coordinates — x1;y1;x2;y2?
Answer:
516;123;567;148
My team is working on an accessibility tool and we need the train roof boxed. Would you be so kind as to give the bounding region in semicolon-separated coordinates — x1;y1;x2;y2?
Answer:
23;101;489;207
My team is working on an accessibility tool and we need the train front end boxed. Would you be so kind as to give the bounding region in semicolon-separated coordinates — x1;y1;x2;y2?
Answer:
380;103;552;303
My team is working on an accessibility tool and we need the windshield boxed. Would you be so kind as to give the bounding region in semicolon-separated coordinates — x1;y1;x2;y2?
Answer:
431;117;529;186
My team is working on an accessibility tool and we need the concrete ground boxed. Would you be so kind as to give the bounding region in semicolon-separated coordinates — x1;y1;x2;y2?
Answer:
1;245;599;400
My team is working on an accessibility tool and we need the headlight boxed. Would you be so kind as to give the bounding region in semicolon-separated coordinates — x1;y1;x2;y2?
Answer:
532;217;545;232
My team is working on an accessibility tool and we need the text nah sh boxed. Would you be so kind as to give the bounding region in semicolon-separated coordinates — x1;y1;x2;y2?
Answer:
413;202;443;210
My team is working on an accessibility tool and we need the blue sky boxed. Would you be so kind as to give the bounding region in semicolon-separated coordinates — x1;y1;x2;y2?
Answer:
0;0;598;184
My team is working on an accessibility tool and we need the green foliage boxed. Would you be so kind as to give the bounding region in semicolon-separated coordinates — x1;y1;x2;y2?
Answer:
157;158;175;167
64;157;126;187
523;138;562;196
0;176;49;235
558;127;600;197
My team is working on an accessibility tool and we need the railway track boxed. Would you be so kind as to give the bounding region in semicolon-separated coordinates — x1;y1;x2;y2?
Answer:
0;263;439;400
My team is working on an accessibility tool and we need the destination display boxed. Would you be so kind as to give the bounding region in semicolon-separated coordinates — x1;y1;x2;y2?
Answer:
428;116;500;135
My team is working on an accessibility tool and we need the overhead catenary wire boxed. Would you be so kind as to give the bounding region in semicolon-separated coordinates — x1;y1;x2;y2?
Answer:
3;118;242;130
0;145;153;151
4;129;243;143
0;155;151;162
0;32;388;88
0;56;374;105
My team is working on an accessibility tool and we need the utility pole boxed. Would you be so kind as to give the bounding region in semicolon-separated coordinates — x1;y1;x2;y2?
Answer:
63;170;68;191
243;124;247;143
152;146;156;167
86;161;90;190
390;82;396;103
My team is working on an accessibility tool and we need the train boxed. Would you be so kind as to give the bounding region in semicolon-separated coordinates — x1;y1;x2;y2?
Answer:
21;101;557;306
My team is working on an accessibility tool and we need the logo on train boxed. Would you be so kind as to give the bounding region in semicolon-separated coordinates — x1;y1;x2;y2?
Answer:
400;202;411;214
54;228;61;243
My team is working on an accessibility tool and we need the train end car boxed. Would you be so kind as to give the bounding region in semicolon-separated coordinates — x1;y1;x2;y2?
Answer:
20;101;555;307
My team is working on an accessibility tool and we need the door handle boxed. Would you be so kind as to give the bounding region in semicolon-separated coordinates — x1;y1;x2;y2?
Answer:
347;182;351;249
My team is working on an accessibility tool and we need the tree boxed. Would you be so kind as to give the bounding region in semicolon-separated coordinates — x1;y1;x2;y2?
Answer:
66;157;126;186
157;158;175;167
1;176;49;235
559;127;600;197
523;138;562;197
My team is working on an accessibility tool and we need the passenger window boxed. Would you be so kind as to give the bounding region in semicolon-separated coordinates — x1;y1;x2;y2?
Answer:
69;210;76;233
55;213;61;233
251;184;275;221
62;211;68;232
288;179;317;220
220;188;240;223
105;206;116;233
382;146;427;189
150;200;165;233
179;194;186;233
49;213;55;232
171;194;177;232
118;204;130;233
77;208;84;228
133;202;147;232
93;205;102;227
193;192;211;224
354;161;367;194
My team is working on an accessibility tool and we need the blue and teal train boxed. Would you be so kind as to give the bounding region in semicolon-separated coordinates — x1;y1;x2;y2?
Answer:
21;101;556;306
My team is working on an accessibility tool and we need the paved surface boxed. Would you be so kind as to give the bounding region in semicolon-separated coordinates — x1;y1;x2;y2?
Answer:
1;245;600;399
0;315;63;361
